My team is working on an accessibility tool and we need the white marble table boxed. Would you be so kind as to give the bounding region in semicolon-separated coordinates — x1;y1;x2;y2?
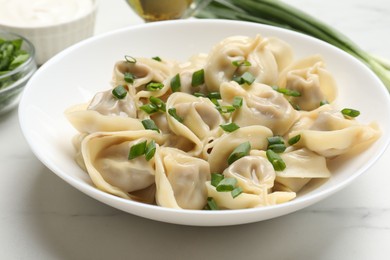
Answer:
1;0;389;259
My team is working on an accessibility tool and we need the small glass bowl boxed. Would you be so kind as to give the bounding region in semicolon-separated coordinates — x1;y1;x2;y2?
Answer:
0;31;37;115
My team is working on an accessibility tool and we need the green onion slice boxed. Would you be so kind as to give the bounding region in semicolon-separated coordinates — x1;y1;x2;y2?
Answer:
128;140;147;160
124;72;135;84
168;108;183;122
141;119;160;133
193;92;206;97
241;71;256;85
288;134;301;145
125;55;137;63
112;85;127;99
145;140;156;161
208;92;221;99
149;96;166;112
170;73;181;92
232;96;243;108
152;56;162;62
216;177;237;192
205;197;219;210
266;149;286;171
232;60;251;67
268;143;286;153
267;136;285;145
320;100;329;106
140;103;159;114
191;69;205;87
273;86;301;97
145;82;164;91
341;108;360;118
227;141;251;165
231;186;243;198
217;105;236;114
219;122;240;132
211;173;224;187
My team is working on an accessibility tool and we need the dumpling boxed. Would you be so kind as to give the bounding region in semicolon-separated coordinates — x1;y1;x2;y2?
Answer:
207;125;272;173
276;148;331;192
112;57;175;101
277;55;337;111
154;147;210;209
288;105;380;157
166;92;225;156
220;81;299;135
81;130;166;203
65;104;143;134
204;35;278;92
172;53;208;94
223;155;276;194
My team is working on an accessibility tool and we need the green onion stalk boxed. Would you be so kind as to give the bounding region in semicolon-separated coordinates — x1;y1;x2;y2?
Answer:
196;0;390;91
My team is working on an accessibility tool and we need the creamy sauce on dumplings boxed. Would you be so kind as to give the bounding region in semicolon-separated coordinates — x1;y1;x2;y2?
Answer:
66;35;380;210
0;0;94;27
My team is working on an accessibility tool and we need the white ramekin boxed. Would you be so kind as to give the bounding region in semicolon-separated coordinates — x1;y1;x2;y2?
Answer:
0;0;98;65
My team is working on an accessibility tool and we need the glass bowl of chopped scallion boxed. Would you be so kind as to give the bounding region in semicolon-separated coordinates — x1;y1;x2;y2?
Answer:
0;31;37;115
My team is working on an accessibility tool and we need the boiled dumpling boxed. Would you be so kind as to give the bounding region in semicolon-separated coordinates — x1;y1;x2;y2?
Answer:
154;147;210;209
220;81;299;135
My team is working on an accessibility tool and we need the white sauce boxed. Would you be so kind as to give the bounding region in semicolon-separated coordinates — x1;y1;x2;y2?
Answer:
0;0;94;27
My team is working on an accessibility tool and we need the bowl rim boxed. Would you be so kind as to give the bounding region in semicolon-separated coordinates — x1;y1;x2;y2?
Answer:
0;30;36;94
0;0;98;30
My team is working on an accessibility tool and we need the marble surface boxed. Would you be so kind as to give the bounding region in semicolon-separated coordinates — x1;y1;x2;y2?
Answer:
1;0;390;259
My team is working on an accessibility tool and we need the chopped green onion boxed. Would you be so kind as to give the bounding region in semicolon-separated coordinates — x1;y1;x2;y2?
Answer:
266;149;286;171
273;86;301;97
112;85;127;99
288;135;301;145
232;60;252;67
220;122;240;132
152;56;162;62
145;140;156;161
341;108;360;118
205;197;219;210
320;100;329;106
210;98;220;106
140;103;159;114
125;55;136;64
145;82;164;91
217;105;236;114
141;119;160;133
128;140;147;160
268;143;286;153
290;102;301;111
241;71;256;84
168;108;183;122
231;186;243;198
227;141;251;165
208;92;221;99
233;71;255;85
232;96;243;108
170;73;181;92
267;136;285;145
191;69;205;87
149;96;166;112
216;177;237;192
211;173;224;187
193;92;206;97
124;72;135;84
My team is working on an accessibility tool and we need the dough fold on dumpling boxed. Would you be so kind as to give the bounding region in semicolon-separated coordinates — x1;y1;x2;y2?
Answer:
277;55;337;111
81;130;166;203
220;81;299;135
288;105;380;157
154;147;210;209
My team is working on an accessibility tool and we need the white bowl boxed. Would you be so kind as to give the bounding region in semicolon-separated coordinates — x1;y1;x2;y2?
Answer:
18;20;390;226
0;0;98;65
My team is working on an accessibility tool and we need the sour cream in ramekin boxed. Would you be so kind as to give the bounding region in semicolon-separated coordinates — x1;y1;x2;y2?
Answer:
0;0;94;27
